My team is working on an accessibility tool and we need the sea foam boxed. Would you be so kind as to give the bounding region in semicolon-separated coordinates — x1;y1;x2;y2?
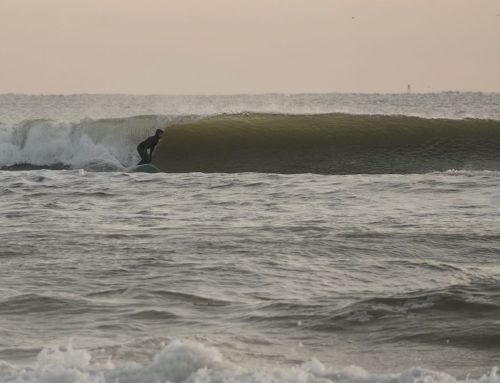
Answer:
1;340;498;383
0;115;170;171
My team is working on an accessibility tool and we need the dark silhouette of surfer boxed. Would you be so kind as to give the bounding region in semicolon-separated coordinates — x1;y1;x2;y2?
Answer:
137;129;163;165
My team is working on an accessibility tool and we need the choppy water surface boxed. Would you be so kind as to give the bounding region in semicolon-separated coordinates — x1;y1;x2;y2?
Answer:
1;169;500;382
1;93;500;383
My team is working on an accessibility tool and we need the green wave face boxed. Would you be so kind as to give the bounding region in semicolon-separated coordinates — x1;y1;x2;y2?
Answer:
154;113;500;174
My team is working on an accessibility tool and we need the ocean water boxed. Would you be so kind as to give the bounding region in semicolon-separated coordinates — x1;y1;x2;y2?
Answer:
0;93;500;383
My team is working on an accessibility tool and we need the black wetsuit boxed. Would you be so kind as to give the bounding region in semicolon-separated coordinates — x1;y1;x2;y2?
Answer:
137;130;162;165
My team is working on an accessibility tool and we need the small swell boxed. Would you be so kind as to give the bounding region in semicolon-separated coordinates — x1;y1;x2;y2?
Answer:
302;281;500;349
126;310;179;320
0;294;89;314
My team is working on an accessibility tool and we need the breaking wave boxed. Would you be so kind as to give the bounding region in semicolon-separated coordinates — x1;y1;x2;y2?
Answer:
1;113;500;174
0;115;176;172
0;339;499;383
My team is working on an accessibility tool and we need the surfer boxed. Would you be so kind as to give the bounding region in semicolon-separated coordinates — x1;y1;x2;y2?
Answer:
137;129;163;165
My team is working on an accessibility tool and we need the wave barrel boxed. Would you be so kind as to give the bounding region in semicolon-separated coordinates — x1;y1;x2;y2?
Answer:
154;113;500;174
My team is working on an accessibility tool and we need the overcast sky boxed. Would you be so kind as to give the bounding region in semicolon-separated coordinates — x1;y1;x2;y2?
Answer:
0;0;499;94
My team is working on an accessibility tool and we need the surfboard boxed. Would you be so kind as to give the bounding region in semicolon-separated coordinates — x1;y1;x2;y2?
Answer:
131;164;161;173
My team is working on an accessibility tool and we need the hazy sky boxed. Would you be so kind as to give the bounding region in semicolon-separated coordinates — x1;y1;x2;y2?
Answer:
1;0;499;94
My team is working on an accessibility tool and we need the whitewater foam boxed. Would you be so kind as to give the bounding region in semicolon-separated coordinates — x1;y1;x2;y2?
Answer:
1;340;498;383
0;116;173;170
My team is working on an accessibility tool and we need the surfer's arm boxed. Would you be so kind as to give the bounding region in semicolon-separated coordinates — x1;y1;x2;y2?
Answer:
148;143;157;161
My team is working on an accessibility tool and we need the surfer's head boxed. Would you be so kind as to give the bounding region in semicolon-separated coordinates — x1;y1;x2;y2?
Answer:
155;129;164;139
